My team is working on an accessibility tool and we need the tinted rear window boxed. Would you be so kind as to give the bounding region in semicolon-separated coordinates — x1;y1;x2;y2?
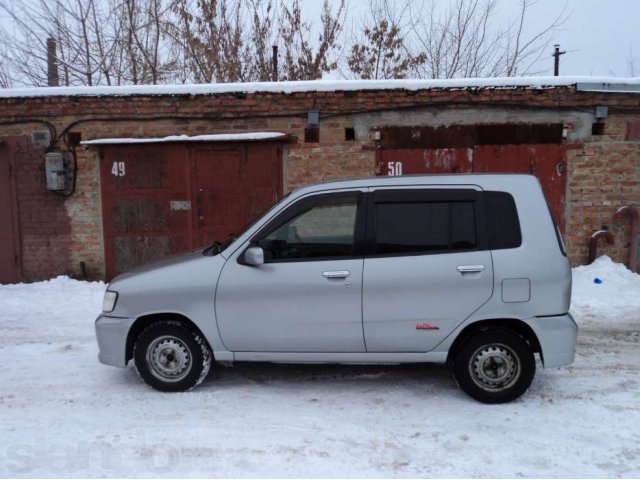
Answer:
485;192;521;250
375;201;477;254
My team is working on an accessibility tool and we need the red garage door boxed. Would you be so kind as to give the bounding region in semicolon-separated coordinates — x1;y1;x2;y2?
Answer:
100;142;282;279
376;124;567;232
0;139;21;284
379;148;474;175
474;144;567;232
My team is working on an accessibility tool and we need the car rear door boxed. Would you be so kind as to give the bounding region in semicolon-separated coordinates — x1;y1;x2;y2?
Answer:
362;187;493;352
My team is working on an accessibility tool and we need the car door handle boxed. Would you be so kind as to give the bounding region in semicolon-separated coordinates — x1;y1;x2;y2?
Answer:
457;265;485;273
323;270;350;279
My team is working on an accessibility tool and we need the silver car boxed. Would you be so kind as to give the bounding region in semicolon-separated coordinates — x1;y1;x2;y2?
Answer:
95;174;577;403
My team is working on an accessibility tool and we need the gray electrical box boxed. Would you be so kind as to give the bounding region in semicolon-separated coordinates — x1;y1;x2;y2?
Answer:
45;152;68;191
595;106;609;119
31;129;51;147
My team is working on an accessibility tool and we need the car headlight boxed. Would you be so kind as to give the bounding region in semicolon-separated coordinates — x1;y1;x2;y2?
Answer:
102;290;118;313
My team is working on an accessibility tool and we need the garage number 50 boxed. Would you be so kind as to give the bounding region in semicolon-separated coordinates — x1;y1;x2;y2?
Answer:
111;161;126;177
387;161;403;176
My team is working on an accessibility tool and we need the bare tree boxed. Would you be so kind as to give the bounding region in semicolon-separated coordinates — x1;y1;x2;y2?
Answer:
501;0;568;76
0;0;173;86
168;0;346;83
0;0;570;86
120;0;171;85
169;0;254;83
246;0;277;81
408;0;568;79
0;0;348;86
627;47;639;77
0;0;66;86
347;0;426;79
278;0;346;80
0;63;10;88
0;0;119;86
0;40;11;88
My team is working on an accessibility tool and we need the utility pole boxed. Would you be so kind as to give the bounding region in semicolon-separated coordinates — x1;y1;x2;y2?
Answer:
553;44;566;76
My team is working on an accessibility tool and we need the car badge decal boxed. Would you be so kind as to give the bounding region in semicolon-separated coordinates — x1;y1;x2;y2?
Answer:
416;323;440;330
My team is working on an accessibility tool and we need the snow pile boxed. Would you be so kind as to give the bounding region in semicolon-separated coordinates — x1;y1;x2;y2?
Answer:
0;261;639;477
0;275;105;346
571;255;640;327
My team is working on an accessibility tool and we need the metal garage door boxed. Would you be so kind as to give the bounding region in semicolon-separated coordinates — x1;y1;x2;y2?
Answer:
100;142;282;279
376;124;567;232
0;139;21;284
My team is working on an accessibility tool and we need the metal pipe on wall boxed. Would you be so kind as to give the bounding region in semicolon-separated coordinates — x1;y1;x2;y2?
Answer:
588;230;614;265
614;206;639;272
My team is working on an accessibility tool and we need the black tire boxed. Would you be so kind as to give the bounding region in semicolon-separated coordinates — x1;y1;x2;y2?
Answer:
133;320;212;392
453;328;535;404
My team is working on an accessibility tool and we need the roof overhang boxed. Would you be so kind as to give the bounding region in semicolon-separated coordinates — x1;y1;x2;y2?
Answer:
576;82;640;93
80;132;290;146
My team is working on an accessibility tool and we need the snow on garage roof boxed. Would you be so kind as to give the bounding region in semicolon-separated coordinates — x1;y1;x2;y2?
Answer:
1;76;640;99
80;132;288;145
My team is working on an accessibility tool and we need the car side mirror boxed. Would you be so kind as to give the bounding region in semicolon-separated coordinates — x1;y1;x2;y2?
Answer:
244;246;264;266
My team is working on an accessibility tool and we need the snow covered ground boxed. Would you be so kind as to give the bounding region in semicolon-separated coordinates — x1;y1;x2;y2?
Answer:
0;256;638;478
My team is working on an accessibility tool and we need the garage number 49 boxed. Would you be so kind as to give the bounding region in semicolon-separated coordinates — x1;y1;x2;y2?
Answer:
111;161;126;177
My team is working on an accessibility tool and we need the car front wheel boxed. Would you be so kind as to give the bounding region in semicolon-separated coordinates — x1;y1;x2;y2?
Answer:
134;320;212;392
453;328;535;404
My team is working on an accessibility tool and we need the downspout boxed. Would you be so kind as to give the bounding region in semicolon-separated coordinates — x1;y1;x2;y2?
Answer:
614;206;639;272
588;230;614;265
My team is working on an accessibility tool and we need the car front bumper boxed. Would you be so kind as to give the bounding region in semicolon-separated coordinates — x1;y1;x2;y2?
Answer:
528;313;578;368
95;314;135;367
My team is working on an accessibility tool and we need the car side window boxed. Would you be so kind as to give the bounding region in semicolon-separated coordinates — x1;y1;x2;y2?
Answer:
373;195;478;255
451;201;477;249
484;191;521;250
376;202;450;253
256;196;359;261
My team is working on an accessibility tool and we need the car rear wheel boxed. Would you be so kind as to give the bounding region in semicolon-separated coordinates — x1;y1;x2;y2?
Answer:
453;329;535;404
134;320;212;392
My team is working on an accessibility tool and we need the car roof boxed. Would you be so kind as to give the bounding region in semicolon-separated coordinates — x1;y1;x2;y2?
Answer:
290;173;539;198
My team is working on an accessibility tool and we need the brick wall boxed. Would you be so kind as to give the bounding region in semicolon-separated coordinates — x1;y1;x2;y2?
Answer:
565;114;640;266
0;86;639;280
10;136;73;279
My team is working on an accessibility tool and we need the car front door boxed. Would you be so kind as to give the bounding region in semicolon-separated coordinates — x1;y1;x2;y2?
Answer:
216;190;367;352
362;188;494;352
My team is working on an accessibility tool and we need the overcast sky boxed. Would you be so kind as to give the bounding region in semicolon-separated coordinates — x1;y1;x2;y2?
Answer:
485;0;639;76
322;0;640;78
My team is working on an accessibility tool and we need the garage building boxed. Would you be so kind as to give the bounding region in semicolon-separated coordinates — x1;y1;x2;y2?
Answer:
0;77;639;282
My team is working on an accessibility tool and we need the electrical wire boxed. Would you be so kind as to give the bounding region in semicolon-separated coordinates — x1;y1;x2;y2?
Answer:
58;133;78;197
2;95;637;200
0;119;57;150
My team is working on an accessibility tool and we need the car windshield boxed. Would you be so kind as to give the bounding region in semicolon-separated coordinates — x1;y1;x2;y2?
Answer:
203;192;291;256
